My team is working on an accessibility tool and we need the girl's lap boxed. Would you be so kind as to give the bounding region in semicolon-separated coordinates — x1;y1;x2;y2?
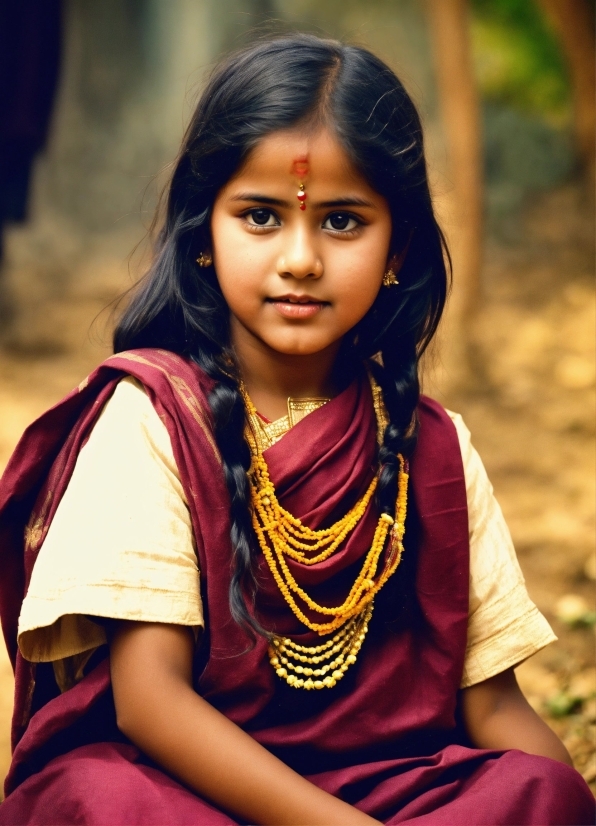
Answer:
310;745;594;825
0;742;236;826
382;748;595;825
1;743;592;826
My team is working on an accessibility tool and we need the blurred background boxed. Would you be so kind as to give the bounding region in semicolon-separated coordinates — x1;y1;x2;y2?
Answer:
0;0;594;794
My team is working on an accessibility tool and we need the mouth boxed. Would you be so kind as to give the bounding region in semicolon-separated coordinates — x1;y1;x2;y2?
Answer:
267;294;329;319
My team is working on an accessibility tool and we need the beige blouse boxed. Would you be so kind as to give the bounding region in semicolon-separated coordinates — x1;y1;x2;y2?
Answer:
18;377;555;690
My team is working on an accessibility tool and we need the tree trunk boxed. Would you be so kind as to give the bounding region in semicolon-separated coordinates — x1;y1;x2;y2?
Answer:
536;0;595;188
425;0;484;391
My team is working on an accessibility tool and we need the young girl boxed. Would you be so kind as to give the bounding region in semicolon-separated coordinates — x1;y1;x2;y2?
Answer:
0;34;592;825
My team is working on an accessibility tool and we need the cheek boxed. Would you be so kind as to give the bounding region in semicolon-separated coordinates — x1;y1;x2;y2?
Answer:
212;225;265;297
212;218;240;273
216;255;270;316
339;272;383;326
330;221;390;277
333;247;386;310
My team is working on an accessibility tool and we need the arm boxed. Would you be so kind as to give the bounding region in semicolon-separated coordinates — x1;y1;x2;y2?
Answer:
461;666;573;766
110;621;380;826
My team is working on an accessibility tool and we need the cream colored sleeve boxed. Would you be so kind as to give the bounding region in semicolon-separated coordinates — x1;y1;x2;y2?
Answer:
447;412;557;688
18;377;203;666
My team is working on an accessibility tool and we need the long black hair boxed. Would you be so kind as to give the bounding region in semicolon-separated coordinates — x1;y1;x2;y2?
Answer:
113;33;450;638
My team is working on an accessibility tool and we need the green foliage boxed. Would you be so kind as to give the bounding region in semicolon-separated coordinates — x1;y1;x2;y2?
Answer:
545;693;585;718
471;0;571;122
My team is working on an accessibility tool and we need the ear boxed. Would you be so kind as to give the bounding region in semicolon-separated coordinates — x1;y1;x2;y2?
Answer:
387;230;414;274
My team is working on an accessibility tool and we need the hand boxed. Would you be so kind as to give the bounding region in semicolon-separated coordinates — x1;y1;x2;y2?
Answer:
110;621;382;826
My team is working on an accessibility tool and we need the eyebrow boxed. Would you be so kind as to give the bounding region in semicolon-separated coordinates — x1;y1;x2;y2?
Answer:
229;193;376;209
230;194;290;207
316;197;375;209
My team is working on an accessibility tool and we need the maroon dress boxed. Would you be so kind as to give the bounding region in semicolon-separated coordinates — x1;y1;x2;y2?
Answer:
0;349;592;824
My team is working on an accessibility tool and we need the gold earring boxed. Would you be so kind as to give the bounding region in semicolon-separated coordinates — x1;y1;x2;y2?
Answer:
196;252;213;267
382;268;399;287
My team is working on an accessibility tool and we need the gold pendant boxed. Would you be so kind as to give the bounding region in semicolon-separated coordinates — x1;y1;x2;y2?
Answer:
287;397;330;427
246;396;330;451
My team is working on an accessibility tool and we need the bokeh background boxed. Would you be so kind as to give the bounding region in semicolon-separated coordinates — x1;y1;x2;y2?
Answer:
0;0;594;794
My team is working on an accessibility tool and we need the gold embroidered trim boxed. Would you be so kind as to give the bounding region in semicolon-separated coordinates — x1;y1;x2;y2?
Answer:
259;414;291;447
247;396;330;451
21;667;36;727
107;353;220;463
368;369;389;445
287;397;330;427
24;490;53;553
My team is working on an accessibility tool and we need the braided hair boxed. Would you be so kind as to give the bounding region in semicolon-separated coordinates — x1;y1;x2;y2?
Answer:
113;34;449;639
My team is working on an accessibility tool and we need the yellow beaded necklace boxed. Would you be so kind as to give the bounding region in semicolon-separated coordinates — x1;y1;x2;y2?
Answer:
241;375;409;690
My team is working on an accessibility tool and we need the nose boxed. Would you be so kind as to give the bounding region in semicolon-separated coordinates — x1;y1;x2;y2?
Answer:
277;224;323;280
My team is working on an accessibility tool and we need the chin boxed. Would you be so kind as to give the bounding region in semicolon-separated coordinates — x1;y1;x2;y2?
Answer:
269;337;335;357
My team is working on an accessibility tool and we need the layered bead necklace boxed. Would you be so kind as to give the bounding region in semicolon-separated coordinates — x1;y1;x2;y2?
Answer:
241;375;409;690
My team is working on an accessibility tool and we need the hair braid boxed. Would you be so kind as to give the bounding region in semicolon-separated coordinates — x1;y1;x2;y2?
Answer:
367;339;420;517
194;356;267;642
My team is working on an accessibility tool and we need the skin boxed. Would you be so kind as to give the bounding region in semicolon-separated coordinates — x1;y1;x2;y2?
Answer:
209;127;394;419
110;126;573;826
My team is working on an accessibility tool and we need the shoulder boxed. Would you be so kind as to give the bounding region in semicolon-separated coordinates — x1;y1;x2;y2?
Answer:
94;349;219;457
412;395;463;474
444;408;473;460
417;394;460;436
420;401;491;498
416;395;476;460
96;376;173;451
99;349;215;402
82;375;182;491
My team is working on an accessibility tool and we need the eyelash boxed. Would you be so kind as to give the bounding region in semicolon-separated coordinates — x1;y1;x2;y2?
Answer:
242;208;364;236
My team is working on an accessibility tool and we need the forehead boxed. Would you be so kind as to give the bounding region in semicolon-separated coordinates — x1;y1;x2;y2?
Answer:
233;127;367;188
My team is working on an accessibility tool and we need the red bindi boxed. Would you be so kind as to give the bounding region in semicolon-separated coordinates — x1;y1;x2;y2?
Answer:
291;156;309;177
291;157;309;209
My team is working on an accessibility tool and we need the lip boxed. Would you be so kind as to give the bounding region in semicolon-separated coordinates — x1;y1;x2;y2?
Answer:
267;294;328;320
269;294;325;304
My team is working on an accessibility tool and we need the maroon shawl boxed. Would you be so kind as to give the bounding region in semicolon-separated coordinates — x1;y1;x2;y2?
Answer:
0;349;592;824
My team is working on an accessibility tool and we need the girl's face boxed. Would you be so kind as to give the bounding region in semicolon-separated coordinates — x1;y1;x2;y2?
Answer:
210;127;392;363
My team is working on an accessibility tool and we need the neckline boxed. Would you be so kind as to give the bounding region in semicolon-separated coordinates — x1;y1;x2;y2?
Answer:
250;396;331;449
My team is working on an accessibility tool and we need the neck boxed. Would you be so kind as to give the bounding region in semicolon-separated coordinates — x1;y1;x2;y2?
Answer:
231;328;344;421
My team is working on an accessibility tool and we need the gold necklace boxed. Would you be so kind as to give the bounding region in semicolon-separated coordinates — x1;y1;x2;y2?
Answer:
241;375;409;689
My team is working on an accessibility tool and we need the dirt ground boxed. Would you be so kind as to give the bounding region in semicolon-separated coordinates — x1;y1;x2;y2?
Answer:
0;182;594;794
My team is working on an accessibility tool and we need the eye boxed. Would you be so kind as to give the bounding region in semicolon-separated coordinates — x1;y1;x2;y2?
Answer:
323;212;360;232
245;208;279;228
